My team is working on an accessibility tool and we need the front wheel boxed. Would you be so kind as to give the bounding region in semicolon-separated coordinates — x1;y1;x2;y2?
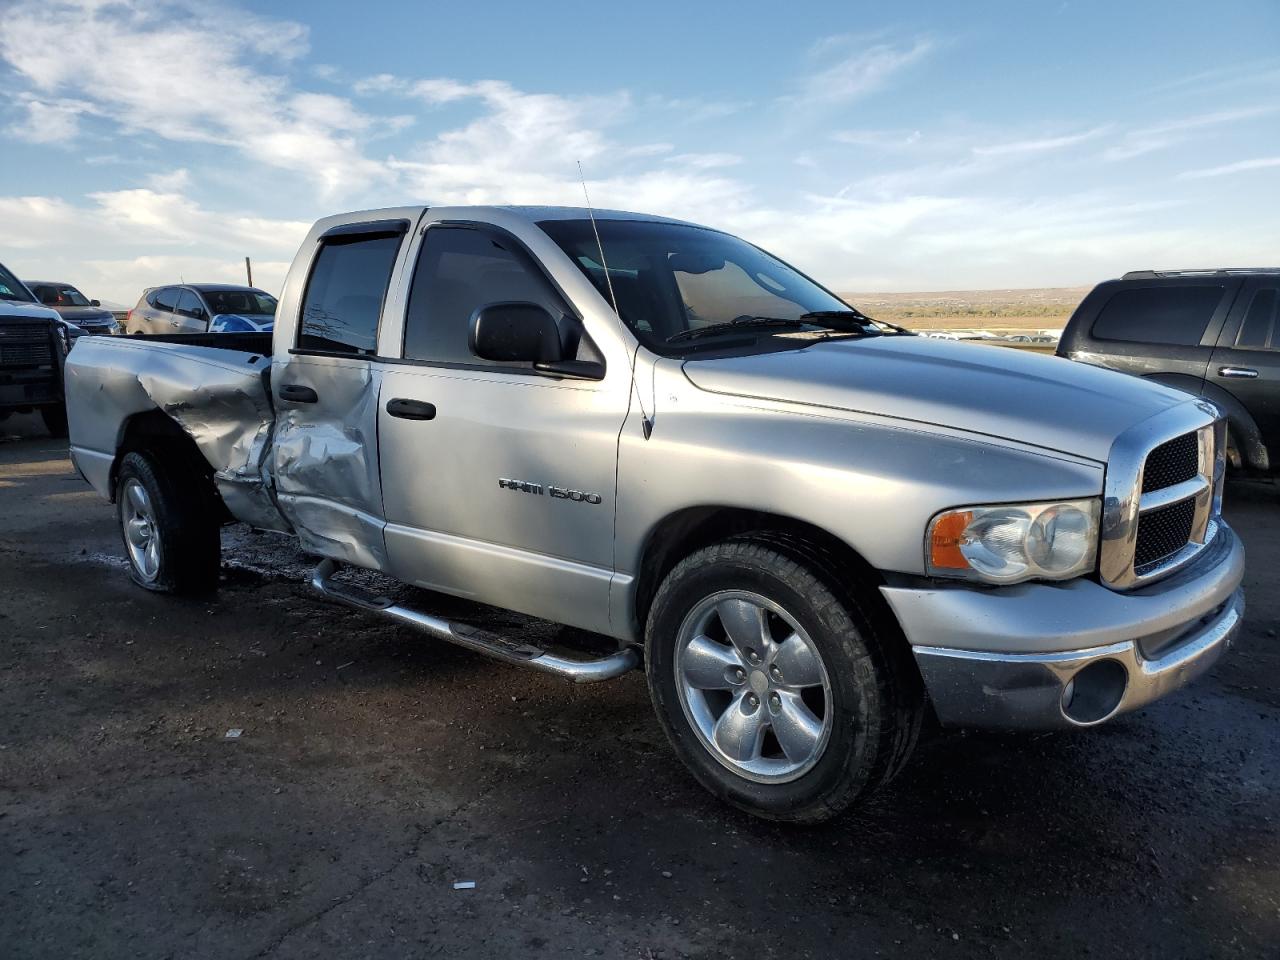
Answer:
645;538;922;822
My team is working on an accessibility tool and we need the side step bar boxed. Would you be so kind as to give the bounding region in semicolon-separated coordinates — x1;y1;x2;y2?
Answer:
310;559;640;684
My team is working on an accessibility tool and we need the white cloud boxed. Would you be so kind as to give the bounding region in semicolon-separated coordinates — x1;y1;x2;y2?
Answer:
668;153;743;169
0;187;308;302
0;0;385;195
1176;156;1280;180
1103;105;1276;161
972;126;1109;157
799;35;934;105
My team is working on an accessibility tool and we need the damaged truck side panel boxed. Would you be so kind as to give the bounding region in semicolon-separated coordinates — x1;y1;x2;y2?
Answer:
66;337;288;532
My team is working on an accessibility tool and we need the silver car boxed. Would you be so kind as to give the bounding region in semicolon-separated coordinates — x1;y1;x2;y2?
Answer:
124;283;277;335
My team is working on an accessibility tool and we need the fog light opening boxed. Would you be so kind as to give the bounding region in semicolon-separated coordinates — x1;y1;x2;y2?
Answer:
1061;659;1128;725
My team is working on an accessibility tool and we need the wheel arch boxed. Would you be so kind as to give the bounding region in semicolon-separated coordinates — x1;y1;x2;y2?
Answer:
632;506;888;638
110;410;227;518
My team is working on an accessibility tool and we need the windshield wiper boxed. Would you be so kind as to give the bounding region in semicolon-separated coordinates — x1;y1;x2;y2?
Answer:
666;317;811;344
801;310;913;335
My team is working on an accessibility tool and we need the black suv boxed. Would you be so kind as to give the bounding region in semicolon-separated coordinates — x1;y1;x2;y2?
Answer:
1058;269;1279;473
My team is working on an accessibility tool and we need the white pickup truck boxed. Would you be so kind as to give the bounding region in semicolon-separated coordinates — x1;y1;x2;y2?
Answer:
65;206;1245;821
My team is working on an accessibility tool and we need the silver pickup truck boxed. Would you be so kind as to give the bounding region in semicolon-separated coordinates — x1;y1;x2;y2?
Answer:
65;206;1246;821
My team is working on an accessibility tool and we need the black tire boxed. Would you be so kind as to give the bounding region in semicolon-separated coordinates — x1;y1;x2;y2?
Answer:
40;404;68;438
645;537;923;823
115;451;220;594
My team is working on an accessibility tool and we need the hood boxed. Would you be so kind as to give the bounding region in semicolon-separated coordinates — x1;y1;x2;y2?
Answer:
681;335;1191;462
51;305;114;324
0;300;62;323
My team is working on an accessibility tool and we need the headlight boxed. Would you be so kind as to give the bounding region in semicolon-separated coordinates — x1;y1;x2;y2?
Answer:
926;498;1100;584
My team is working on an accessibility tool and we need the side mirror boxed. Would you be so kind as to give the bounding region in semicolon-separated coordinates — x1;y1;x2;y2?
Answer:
470;302;563;363
90;299;101;306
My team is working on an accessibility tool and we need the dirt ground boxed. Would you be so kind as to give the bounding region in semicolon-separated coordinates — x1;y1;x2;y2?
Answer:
1;412;1277;959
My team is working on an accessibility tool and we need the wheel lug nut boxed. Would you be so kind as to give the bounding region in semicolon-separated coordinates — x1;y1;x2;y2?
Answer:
769;665;782;680
747;650;761;664
734;668;746;682
747;694;759;709
769;693;781;710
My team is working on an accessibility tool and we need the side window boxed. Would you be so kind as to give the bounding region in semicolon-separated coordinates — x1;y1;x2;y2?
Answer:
403;226;568;365
1091;286;1224;346
298;234;401;355
152;287;179;313
1234;288;1277;350
174;289;207;320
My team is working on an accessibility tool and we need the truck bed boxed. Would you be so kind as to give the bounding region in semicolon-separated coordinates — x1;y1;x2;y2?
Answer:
65;334;288;531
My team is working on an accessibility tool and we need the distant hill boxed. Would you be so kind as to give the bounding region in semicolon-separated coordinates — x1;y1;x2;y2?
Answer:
840;286;1090;332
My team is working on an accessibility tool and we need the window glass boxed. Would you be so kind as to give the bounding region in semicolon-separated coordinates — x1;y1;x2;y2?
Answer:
403;226;566;365
0;263;34;303
1235;288;1277;350
174;289;206;319
198;288;277;317
1091;286;1223;346
152;287;179;312
298;234;400;355
538;218;853;348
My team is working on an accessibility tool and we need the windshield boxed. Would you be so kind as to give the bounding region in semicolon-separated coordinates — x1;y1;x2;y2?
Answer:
197;288;278;316
0;263;36;303
32;284;91;307
538;219;857;349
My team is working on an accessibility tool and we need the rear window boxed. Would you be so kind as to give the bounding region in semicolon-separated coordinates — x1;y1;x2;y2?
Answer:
1091;286;1223;346
297;234;401;355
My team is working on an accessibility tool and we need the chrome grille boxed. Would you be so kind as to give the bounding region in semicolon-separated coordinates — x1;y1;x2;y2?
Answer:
1134;498;1196;570
1141;432;1199;493
1099;404;1225;590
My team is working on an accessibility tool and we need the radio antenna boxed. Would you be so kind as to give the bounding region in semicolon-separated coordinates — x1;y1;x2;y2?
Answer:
578;161;652;439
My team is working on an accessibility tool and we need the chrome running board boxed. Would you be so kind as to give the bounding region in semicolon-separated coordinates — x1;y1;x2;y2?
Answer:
310;559;639;684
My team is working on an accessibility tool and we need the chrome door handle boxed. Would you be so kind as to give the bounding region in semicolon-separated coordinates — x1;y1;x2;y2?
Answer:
1218;366;1258;379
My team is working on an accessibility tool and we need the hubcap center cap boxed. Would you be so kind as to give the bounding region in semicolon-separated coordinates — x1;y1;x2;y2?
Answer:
748;670;769;696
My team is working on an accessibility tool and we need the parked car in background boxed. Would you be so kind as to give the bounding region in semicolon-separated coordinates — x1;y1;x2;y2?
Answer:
124;284;277;335
27;281;119;335
1058;268;1279;474
0;261;72;436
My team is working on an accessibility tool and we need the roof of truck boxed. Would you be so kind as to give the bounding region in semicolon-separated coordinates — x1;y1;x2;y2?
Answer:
489;205;697;226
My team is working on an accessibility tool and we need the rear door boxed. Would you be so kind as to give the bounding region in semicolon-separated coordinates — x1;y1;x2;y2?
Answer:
270;218;416;569
172;288;209;333
1206;279;1280;467
375;220;628;634
142;287;180;334
1073;279;1239;390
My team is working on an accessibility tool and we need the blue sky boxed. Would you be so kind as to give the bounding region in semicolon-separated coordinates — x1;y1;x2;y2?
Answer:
1;0;1277;305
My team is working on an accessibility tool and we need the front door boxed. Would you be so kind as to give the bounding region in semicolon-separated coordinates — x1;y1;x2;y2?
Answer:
377;220;629;635
271;219;414;569
1206;279;1280;469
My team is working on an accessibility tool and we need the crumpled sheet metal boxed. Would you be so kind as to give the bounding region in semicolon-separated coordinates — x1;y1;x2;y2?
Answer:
75;340;289;531
270;360;388;569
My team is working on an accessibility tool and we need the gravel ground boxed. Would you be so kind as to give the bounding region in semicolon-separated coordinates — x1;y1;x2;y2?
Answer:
1;412;1277;959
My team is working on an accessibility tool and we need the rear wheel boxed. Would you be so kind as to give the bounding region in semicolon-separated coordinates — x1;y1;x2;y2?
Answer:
645;538;922;822
115;451;220;594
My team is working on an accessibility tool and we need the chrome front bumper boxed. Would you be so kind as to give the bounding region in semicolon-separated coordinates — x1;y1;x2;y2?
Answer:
881;524;1246;730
